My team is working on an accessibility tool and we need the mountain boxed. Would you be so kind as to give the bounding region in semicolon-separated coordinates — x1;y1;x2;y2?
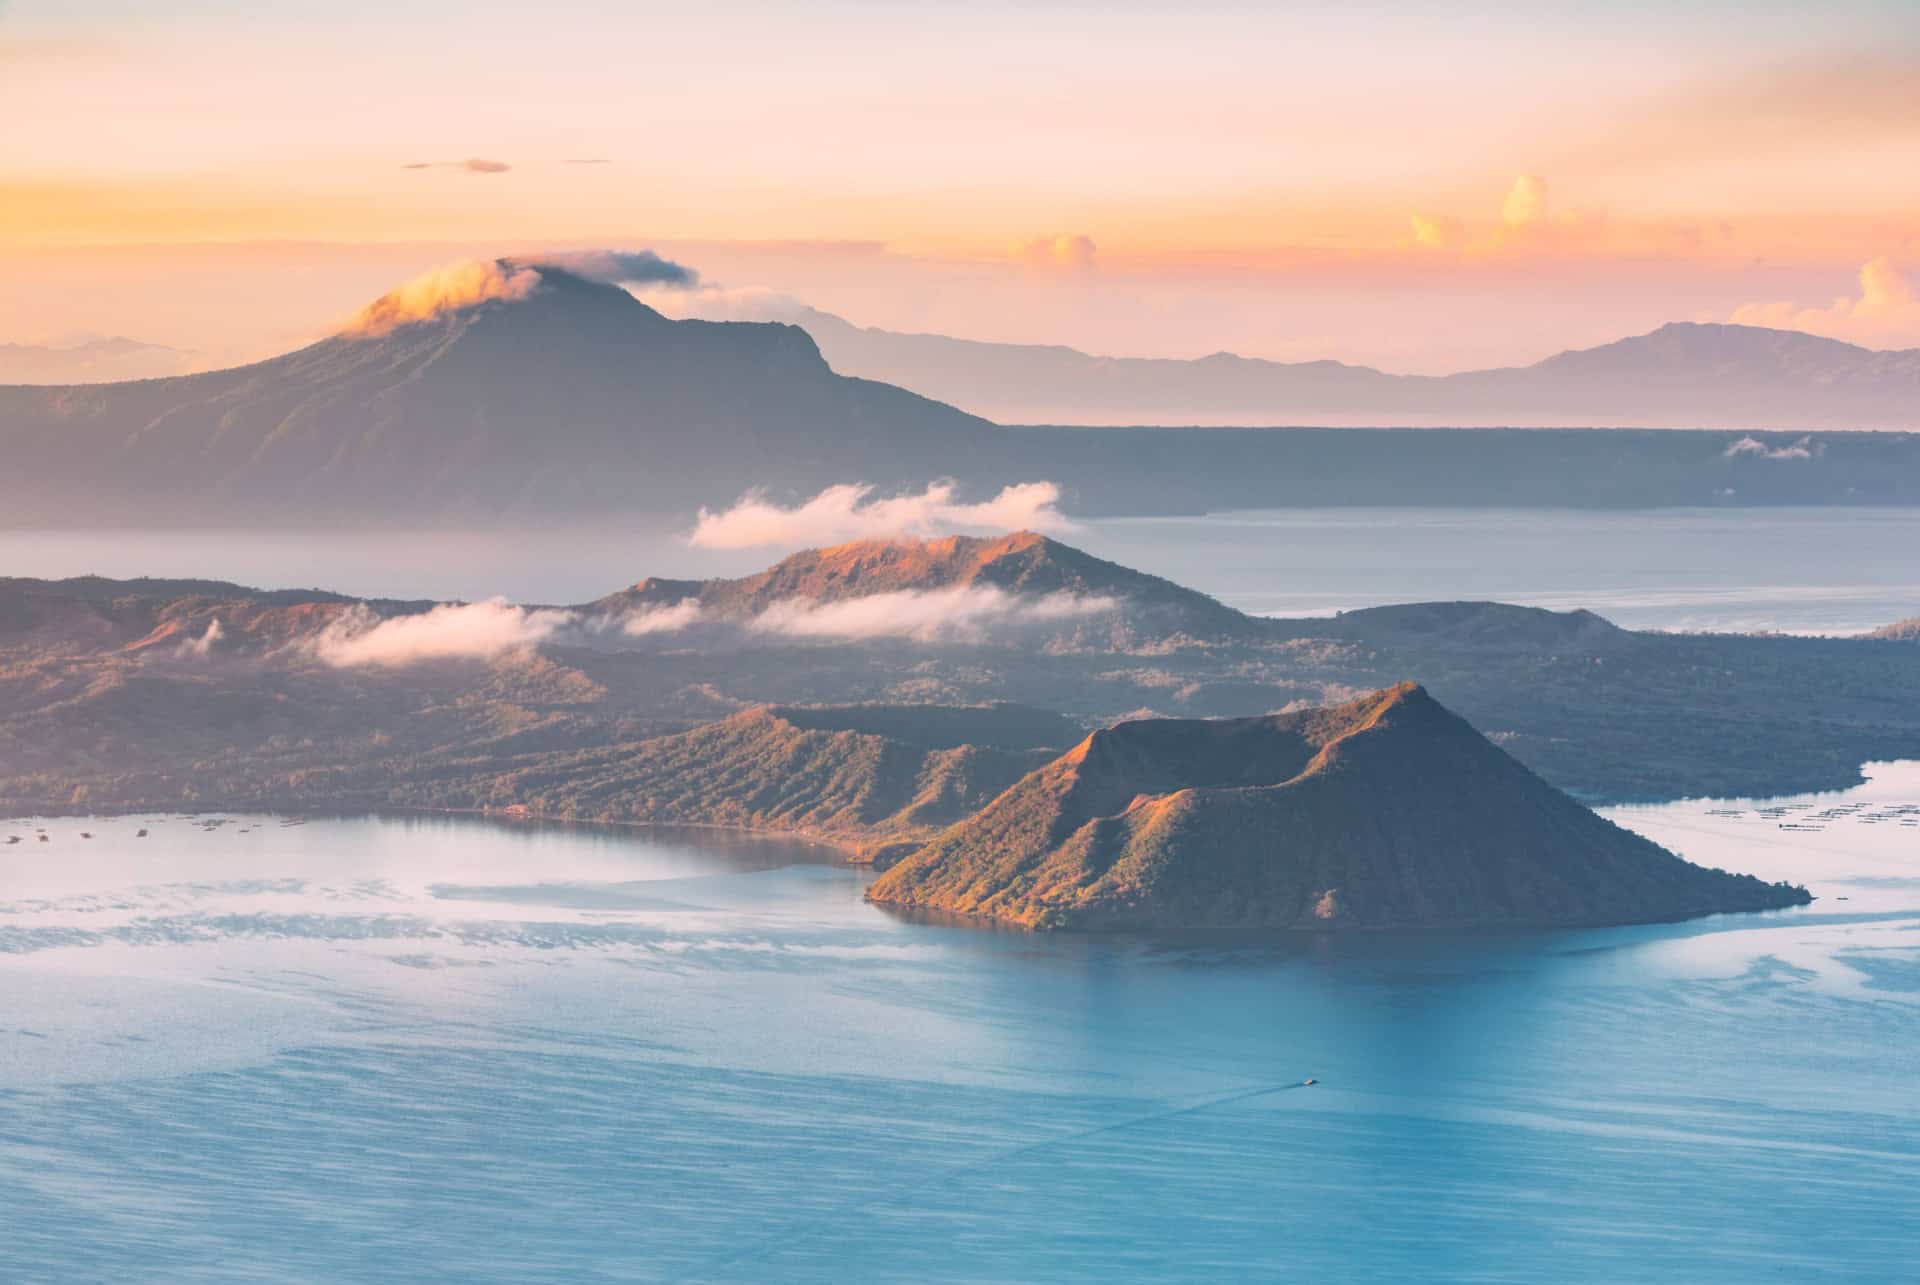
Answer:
595;531;1258;645
7;550;1920;816
867;683;1811;931
425;703;1080;853
0;263;990;524
0;336;189;384
1867;617;1920;641
796;309;1920;430
5;263;1920;525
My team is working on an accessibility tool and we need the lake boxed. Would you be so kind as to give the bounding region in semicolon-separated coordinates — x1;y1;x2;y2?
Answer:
3;767;1916;1281
4;506;1918;635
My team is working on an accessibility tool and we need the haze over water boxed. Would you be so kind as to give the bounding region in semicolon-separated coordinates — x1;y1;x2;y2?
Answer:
2;767;1916;1282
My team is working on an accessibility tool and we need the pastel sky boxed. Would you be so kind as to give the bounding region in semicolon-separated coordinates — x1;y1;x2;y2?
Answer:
5;0;1919;370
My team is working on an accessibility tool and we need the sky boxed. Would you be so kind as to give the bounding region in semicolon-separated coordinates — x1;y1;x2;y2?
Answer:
4;0;1919;371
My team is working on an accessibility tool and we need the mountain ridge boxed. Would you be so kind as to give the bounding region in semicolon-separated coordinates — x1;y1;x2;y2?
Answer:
867;683;1812;931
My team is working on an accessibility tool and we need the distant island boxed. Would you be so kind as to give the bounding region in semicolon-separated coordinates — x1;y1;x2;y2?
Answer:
4;533;1920;820
868;684;1811;931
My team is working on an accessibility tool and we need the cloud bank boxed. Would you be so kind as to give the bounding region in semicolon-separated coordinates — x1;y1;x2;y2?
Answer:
1730;257;1920;348
312;600;577;667
748;585;1117;643
689;481;1074;550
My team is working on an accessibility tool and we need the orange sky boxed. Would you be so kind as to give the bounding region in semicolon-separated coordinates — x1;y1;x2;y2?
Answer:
3;1;1918;367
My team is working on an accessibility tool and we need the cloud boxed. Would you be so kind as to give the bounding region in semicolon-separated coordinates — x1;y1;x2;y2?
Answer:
565;158;613;165
345;259;544;337
620;601;704;636
1729;257;1920;348
1016;234;1097;272
400;158;512;174
312;600;577;667
340;251;698;336
181;618;223;658
1500;175;1549;228
512;249;698;288
688;480;1075;550
1724;435;1819;461
1408;213;1458;249
749;585;1117;643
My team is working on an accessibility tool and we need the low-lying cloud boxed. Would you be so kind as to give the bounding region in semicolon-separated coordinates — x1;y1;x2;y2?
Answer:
1724;435;1819;461
312;600;578;667
620;600;704;636
689;480;1075;550
749;585;1116;643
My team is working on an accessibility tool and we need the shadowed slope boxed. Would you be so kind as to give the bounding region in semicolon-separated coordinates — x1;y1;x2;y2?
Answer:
434;703;1078;848
868;683;1810;931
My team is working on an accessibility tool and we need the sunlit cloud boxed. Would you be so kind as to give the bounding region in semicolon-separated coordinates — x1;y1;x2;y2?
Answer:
344;259;543;336
1016;234;1097;272
1730;257;1920;348
688;480;1075;550
1500;174;1550;228
1408;213;1458;249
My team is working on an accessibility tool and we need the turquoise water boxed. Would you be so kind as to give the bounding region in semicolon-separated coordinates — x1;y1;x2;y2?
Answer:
2;774;1917;1282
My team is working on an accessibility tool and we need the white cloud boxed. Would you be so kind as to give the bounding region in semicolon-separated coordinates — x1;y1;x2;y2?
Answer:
619;601;704;636
688;480;1075;550
181;618;223;658
311;599;578;667
749;585;1117;643
1729;257;1920;348
1724;435;1818;461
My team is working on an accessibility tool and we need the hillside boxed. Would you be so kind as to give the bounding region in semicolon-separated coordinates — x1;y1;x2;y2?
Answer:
0;262;990;524
392;703;1079;852
596;531;1258;644
868;684;1810;931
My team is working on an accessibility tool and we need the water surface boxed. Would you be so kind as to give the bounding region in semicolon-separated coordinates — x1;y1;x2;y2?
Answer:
2;776;1916;1282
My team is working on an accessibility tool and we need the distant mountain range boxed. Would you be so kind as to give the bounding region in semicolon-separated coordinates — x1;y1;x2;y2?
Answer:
0;336;189;384
5;261;1920;525
795;308;1920;429
868;683;1810;930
